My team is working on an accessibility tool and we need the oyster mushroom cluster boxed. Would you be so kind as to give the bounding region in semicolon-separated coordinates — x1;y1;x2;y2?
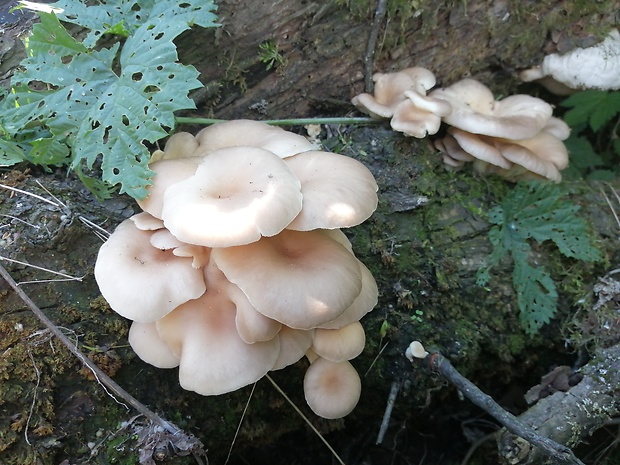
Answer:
95;120;379;419
352;68;570;182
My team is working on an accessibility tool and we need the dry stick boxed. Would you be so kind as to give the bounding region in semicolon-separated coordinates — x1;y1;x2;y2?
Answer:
363;0;388;93
376;380;400;444
425;352;586;465
0;263;180;436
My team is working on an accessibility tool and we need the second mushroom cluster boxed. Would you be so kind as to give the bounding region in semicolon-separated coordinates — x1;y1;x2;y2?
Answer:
95;120;379;419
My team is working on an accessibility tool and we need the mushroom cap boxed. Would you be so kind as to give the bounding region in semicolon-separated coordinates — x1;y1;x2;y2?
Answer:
128;321;180;369
151;132;200;162
156;291;280;396
430;79;553;139
434;132;476;168
317;259;378;329
389;90;453;138
194;120;316;158
303;357;362;419
137;157;203;219
449;128;512;169
352;67;438;119
211;229;363;329
94;218;206;322
130;212;165;231
312;321;366;362
271;326;315;371
161;146;303;248
284;150;378;231
204;260;281;344
494;139;564;183
520;30;620;91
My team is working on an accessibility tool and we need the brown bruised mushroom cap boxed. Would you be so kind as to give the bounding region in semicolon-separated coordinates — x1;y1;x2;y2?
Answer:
137;157;203;219
351;67;438;119
94;218;206;322
161;146;303;248
430;79;553;139
312;321;366;362
128;321;180;369
211;229;363;329
284;150;378;231
156;291;280;396
194;119;316;158
303;357;362;419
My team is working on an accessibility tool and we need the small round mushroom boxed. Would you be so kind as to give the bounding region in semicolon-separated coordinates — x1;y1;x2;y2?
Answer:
128;321;180;369
94;217;206;322
303;357;362;419
194;120;316;158
161;146;303;248
312;321;366;362
271;326;315;371
284;150;378;231
211;229;363;329
430;79;553;139
156;291;280;396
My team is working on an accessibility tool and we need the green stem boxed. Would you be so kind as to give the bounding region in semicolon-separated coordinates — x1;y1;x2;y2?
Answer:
175;116;378;126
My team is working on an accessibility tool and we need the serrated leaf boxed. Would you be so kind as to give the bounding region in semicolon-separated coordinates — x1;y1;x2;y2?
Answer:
564;134;603;171
27;137;71;166
53;0;218;48
562;90;620;132
513;256;557;336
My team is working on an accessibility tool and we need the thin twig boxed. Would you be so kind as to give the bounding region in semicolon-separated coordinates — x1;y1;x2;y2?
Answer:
376;380;400;444
265;374;347;465
225;382;256;465
0;263;180;436
364;0;388;93
0;255;84;282
0;183;59;207
425;351;585;465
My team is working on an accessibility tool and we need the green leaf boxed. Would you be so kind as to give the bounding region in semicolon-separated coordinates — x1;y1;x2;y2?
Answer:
562;90;620;132
27;137;71;166
513;255;558;336
53;0;218;47
479;182;601;334
0;139;27;165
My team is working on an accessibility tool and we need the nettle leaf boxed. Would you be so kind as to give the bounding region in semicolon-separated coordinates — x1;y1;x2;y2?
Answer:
479;182;601;334
562;90;620;132
54;0;218;48
4;7;208;199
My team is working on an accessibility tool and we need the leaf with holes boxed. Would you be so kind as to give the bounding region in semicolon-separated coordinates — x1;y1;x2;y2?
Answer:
54;0;218;47
1;4;213;198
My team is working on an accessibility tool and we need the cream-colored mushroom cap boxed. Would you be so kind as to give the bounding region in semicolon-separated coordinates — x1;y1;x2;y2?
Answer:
94;218;206;322
194;120;316;158
271;326;315;371
128;321;180;369
449;128;512;169
211;229;363;329
390;90;453;138
137;157;203;219
352;67;438;119
312;321;366;362
156;291;280;396
317;259;378;329
303;357;362;419
151;132;200;162
284;151;378;231
162;146;303;248
430;79;553;139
